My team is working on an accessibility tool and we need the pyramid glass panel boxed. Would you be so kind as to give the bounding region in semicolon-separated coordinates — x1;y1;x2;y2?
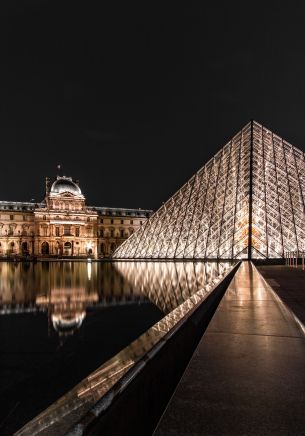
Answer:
113;121;305;259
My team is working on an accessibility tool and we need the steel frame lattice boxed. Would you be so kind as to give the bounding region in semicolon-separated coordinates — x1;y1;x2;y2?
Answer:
113;121;305;259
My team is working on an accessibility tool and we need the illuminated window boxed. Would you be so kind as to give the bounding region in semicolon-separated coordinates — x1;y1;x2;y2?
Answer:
64;225;71;235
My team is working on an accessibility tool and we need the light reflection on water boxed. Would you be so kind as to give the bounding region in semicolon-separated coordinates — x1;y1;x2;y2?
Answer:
0;260;234;435
114;261;231;313
0;261;232;339
0;261;146;338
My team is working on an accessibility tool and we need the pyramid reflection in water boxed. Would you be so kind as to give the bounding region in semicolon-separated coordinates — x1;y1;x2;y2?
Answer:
114;261;231;313
114;121;305;259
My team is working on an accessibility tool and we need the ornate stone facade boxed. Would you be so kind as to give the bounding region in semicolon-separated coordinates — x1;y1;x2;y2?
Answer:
0;176;152;258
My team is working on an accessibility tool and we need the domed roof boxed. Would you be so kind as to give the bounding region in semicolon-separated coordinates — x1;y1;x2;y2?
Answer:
50;176;82;195
52;312;85;336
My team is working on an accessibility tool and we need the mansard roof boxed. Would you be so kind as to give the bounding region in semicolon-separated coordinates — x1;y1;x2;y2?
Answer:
89;206;152;218
0;201;44;211
0;200;152;217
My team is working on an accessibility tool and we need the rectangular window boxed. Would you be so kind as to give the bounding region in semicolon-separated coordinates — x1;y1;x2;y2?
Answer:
100;218;103;224
10;215;14;220
64;225;71;236
55;227;60;237
75;227;80;237
121;219;124;224
110;229;114;237
130;219;133;225
120;229;124;237
111;219;114;224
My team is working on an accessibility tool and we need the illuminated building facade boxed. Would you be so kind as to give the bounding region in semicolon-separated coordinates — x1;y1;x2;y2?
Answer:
114;121;305;259
0;176;151;258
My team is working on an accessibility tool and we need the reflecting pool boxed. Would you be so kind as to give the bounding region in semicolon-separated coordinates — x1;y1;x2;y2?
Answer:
0;260;232;434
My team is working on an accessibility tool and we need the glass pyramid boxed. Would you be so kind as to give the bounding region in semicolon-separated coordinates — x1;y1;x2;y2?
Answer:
114;121;305;259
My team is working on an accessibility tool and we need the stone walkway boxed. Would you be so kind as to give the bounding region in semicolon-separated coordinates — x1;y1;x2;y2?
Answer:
154;261;305;435
258;264;305;328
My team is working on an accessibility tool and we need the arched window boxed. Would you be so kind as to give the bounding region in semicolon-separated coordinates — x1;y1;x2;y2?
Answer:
64;241;72;255
41;242;49;255
8;241;15;254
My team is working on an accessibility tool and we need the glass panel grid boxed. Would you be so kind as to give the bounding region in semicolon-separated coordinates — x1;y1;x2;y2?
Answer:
114;121;305;259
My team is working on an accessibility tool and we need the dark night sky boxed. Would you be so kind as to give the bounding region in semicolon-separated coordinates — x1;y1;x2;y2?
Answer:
1;1;305;210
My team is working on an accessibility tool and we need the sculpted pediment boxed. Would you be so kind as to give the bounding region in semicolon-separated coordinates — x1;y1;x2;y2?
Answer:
60;192;75;198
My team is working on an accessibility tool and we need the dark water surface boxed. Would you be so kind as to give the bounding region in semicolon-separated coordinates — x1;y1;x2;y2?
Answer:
0;260;230;434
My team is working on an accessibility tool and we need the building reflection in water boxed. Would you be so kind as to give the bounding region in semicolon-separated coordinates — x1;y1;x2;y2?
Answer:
36;262;98;337
0;260;232;340
0;261;144;339
9;262;233;436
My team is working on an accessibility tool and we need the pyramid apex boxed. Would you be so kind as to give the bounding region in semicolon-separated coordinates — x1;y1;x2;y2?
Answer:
114;121;304;260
